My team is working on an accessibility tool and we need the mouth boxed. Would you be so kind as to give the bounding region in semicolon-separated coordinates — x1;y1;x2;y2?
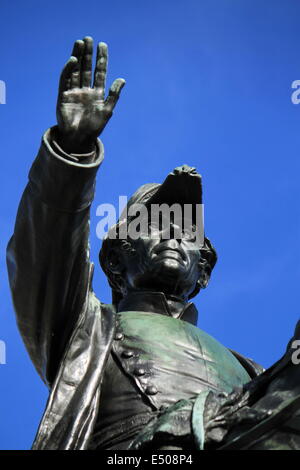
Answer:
152;244;187;263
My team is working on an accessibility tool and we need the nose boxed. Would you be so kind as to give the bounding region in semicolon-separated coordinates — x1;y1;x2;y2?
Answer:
160;221;183;243
163;238;180;249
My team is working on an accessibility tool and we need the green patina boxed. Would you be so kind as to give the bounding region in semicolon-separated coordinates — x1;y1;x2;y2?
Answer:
118;311;251;395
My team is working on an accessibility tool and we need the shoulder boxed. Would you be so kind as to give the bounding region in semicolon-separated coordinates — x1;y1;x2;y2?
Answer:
229;349;265;379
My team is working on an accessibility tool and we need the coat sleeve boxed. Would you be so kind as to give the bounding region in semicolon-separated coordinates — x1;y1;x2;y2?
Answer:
6;127;104;387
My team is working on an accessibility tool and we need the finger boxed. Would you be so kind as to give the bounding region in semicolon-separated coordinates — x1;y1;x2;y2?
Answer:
105;78;126;110
58;56;78;96
70;39;84;88
81;36;93;87
94;42;108;97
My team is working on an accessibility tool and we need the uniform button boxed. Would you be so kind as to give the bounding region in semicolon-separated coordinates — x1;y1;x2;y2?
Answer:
122;350;134;358
114;332;124;341
146;385;158;395
134;368;146;376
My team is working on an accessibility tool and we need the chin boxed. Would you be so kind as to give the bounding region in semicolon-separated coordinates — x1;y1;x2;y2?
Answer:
132;257;195;295
155;257;186;276
151;259;190;292
134;261;185;290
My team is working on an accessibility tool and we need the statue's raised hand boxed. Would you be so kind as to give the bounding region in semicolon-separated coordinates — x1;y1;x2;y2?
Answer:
56;37;125;153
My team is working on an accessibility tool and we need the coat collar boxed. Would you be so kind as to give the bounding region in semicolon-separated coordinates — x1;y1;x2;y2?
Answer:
117;291;198;326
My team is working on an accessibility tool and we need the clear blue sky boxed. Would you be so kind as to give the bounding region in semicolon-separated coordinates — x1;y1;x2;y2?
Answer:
0;0;299;450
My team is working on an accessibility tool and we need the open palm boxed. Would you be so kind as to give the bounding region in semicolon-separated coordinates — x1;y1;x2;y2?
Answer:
56;37;125;153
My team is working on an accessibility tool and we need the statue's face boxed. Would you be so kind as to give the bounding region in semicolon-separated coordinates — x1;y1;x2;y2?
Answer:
113;220;203;300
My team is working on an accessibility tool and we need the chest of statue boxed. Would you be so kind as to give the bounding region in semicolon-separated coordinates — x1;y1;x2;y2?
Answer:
111;311;251;410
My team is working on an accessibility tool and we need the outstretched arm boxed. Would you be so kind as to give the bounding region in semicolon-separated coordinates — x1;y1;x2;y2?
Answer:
6;37;125;387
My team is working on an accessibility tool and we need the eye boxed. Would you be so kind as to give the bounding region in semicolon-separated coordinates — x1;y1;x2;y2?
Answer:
148;220;160;232
182;224;197;241
182;232;195;241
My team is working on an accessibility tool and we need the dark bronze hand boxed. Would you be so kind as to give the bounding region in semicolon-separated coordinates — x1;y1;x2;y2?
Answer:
56;36;125;153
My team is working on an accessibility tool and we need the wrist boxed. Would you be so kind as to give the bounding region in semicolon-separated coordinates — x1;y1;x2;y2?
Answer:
55;128;96;154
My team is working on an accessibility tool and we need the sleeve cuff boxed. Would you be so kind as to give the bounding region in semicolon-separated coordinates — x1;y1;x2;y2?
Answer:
51;139;97;163
28;127;104;212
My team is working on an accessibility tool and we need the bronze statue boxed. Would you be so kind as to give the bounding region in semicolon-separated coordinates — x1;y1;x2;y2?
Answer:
7;37;300;450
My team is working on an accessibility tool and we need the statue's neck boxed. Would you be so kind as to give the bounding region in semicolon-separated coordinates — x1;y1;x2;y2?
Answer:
117;290;198;326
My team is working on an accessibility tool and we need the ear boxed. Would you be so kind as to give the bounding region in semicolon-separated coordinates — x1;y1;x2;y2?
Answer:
106;248;126;296
107;248;123;275
188;264;211;300
198;260;212;289
198;269;211;289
